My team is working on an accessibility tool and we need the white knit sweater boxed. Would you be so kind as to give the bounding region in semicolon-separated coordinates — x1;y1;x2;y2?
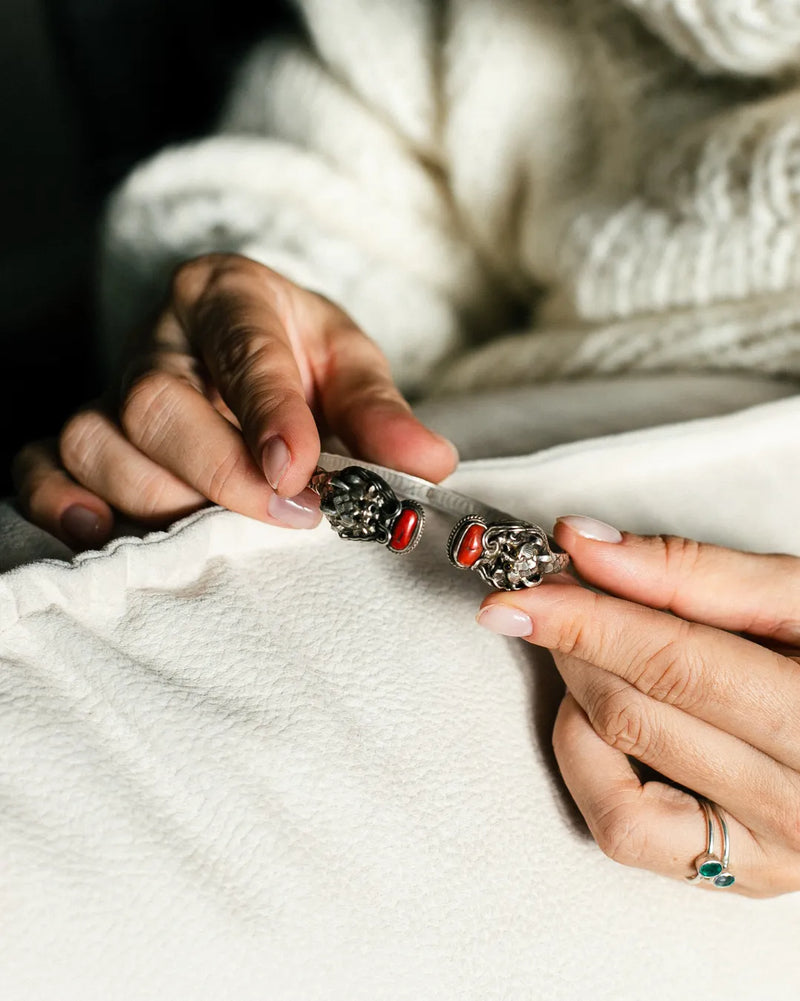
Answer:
99;0;800;396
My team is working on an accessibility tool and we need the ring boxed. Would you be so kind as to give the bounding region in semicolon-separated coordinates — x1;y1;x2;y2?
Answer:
710;802;736;888
686;798;736;888
308;452;569;591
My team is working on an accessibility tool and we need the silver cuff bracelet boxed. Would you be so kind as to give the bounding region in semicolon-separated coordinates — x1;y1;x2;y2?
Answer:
308;452;569;592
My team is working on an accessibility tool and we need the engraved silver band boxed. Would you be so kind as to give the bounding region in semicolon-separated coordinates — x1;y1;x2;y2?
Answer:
309;452;569;591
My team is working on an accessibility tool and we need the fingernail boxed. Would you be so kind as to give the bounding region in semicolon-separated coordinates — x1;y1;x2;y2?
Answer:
476;604;533;637
556;515;623;543
267;488;321;529
262;436;291;490
436;434;460;466
61;504;105;547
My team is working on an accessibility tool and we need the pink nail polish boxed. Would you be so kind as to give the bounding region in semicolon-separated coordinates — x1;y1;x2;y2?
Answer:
262;436;290;490
267;488;321;529
556;515;622;543
476;604;533;637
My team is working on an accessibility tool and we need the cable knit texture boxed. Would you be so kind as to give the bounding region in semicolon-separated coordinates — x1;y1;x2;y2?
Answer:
99;0;800;395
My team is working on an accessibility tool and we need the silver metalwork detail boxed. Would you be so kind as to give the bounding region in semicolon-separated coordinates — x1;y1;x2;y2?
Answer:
309;465;424;553
447;516;569;591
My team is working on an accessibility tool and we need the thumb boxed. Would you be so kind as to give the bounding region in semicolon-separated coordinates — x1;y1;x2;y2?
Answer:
552;515;800;645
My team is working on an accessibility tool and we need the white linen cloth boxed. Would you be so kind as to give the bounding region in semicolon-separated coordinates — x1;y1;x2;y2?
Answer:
2;379;800;1001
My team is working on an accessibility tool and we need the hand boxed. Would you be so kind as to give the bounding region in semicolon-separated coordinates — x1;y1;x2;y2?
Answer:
477;516;800;897
12;255;458;549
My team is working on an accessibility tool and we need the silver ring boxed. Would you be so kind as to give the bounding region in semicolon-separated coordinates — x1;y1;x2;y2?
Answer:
709;801;736;888
309;453;569;591
686;798;736;888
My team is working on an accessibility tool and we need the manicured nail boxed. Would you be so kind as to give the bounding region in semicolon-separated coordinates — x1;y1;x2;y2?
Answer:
476;604;533;637
61;504;105;547
556;515;623;543
262;436;290;490
436;434;460;466
267;488;321;529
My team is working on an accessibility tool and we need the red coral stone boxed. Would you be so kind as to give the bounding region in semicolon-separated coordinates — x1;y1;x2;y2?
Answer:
389;507;420;552
454;523;485;567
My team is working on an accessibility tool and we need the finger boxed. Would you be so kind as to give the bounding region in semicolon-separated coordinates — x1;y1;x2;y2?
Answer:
12;438;114;550
171;258;321;499
59;406;208;523
119;370;321;529
118;313;242;432
553;516;800;645
476;582;800;771
314;315;459;483
552;653;800;845
552;692;776;895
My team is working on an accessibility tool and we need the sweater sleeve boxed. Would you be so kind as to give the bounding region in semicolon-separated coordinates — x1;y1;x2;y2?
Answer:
96;1;501;395
621;0;800;76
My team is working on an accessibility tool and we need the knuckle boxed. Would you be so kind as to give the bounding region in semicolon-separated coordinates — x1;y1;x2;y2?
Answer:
213;334;297;416
214;327;272;385
660;534;704;578
170;256;216;304
170;253;260;303
592;800;650;867
171;253;273;306
59;410;107;475
243;388;305;437
634;624;705;711
589;686;654;758
124;468;175;521
119;370;178;450
201;447;250;504
211;331;304;424
553;591;603;658
760;700;796;751
657;535;703;608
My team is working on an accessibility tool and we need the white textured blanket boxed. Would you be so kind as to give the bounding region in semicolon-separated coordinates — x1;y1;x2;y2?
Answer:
2;380;800;1000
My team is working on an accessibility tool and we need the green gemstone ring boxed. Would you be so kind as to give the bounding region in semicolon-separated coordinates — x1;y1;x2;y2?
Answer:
687;798;736;889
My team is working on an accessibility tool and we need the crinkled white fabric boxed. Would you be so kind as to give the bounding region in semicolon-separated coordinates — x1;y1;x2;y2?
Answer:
98;0;800;396
2;390;800;1001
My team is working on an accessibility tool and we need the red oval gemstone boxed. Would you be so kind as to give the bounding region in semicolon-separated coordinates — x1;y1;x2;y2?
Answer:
454;523;485;567
389;507;420;552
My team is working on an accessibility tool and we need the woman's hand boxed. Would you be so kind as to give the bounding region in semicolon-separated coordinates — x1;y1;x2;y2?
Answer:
477;516;800;897
12;254;458;548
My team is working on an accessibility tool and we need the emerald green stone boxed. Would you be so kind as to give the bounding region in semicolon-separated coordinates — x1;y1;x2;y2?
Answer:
713;873;735;888
699;860;723;878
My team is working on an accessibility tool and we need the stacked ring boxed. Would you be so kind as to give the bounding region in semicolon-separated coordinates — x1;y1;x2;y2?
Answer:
308;453;569;592
687;798;736;888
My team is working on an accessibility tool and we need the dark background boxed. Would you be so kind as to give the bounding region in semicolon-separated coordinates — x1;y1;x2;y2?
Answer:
0;0;296;495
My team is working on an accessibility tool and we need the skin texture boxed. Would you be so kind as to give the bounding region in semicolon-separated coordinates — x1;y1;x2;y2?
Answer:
12;254;459;547
477;519;800;897
15;256;796;895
